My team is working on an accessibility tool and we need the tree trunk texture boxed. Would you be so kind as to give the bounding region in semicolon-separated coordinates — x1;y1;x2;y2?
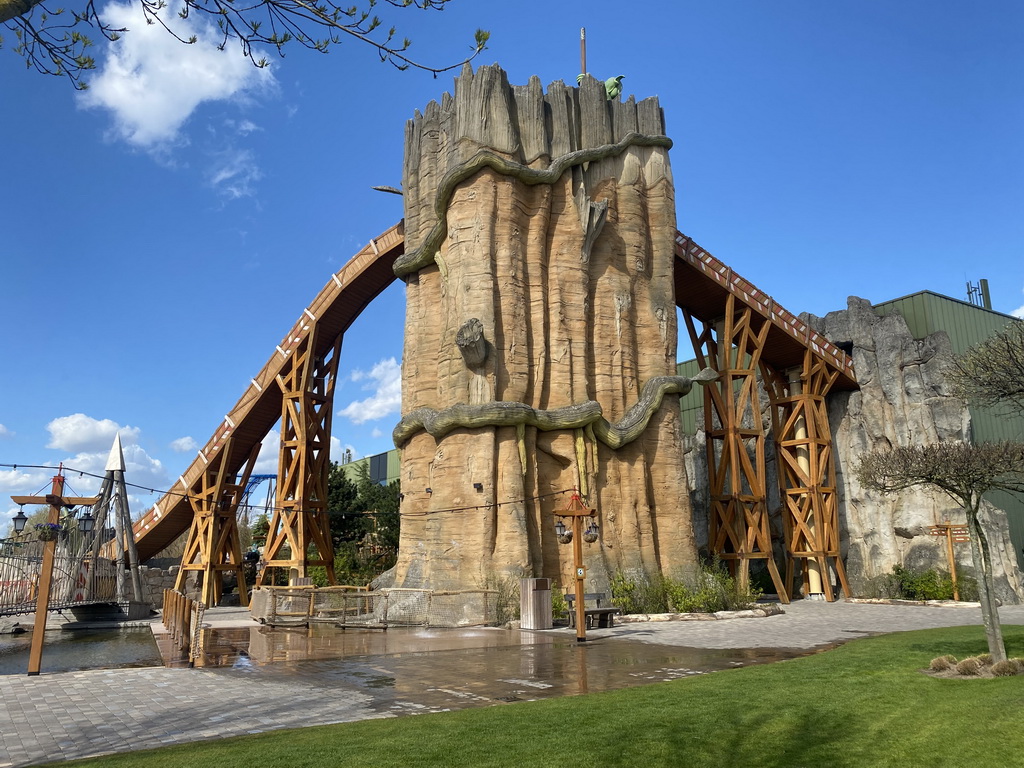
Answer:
393;65;698;593
966;502;1007;662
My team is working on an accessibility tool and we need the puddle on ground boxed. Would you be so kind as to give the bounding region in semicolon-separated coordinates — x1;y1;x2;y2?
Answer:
0;627;162;675
166;623;817;717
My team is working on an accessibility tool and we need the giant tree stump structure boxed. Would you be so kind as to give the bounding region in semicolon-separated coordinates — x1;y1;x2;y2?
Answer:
392;65;701;592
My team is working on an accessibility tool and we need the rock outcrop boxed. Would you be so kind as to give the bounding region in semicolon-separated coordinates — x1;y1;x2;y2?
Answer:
810;297;1023;602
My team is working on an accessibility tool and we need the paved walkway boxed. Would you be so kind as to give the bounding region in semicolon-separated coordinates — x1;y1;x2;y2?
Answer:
2;599;1022;768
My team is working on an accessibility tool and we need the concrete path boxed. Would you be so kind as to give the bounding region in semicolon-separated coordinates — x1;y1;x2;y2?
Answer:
2;599;1022;768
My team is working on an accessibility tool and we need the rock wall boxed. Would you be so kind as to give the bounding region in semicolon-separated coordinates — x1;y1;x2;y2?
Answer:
810;297;1024;602
683;296;1023;602
392;64;699;592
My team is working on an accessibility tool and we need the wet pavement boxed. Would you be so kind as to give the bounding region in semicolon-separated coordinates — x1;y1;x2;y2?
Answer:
3;599;1024;767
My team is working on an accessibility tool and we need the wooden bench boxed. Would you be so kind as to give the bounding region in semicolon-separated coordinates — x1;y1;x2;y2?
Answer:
565;593;621;629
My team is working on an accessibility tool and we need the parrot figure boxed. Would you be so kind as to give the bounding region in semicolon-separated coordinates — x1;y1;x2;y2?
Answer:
605;75;625;100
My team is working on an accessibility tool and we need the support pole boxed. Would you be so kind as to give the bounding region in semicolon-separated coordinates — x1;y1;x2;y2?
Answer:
27;474;64;677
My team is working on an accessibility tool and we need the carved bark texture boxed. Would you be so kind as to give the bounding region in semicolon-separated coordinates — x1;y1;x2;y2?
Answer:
394;65;697;592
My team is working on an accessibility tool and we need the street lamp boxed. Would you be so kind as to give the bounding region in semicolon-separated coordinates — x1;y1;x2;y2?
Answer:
12;507;28;534
554;491;599;642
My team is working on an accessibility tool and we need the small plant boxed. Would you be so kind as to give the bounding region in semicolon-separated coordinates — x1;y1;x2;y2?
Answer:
550;583;568;622
929;655;956;671
485;572;521;625
610;571;668;614
34;522;62;541
955;657;982;676
991;660;1019;677
1011;658;1024;672
977;653;993;666
875;565;978;602
665;559;762;613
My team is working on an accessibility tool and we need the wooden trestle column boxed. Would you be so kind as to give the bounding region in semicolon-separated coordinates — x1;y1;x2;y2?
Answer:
174;439;260;607
762;350;852;601
257;320;339;586
683;294;788;602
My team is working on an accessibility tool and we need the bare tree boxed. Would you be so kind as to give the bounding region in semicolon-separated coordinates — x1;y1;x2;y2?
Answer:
856;441;1024;662
949;319;1024;417
1;0;488;89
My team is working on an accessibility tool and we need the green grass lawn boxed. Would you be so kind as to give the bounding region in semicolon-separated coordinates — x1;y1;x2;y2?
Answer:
55;625;1024;768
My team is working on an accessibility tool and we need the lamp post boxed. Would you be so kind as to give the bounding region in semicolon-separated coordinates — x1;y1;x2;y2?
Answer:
554;491;599;642
10;470;99;676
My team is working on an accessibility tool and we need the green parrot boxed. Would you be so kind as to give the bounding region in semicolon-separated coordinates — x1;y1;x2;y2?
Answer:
605;75;625;100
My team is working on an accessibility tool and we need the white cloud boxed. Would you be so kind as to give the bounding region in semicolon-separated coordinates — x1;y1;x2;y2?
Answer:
46;414;140;453
79;1;273;148
1012;305;1024;319
206;147;263;199
0;424;12;438
0;443;167;529
254;430;281;475
170;436;199;453
337;358;402;424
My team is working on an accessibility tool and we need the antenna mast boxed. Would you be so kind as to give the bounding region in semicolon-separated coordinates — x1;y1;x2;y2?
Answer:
580;27;587;76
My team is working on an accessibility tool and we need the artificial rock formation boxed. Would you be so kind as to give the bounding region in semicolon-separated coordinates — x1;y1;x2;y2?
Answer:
392;64;699;592
812;298;1023;602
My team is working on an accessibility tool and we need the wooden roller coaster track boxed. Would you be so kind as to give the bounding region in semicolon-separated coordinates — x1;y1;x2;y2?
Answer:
133;221;857;603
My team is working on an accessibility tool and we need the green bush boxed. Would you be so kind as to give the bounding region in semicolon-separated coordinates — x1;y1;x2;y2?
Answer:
610;570;668;614
665;560;762;613
887;565;978;602
611;560;761;615
550;583;568;622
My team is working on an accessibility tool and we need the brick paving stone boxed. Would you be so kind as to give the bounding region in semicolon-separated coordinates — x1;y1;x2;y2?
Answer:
2;599;1023;767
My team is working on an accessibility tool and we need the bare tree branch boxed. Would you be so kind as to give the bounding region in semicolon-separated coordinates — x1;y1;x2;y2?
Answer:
949;319;1024;417
1;0;489;89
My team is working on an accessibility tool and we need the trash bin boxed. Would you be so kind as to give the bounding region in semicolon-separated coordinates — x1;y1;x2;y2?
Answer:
520;578;553;630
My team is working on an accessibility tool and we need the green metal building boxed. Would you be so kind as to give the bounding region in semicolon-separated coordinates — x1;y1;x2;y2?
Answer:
339;449;401;487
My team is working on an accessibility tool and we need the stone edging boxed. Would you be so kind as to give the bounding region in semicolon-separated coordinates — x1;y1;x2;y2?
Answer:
616;604;784;623
845;597;984;608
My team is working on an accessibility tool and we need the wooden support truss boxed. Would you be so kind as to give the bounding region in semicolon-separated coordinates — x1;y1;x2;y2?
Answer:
257;319;340;586
174;439;259;607
761;350;852;601
683;295;789;602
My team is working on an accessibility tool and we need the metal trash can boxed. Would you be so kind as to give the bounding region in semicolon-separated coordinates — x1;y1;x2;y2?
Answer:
520;578;553;630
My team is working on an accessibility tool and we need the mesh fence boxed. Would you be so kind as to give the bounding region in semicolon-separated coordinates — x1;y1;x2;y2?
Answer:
1;539;119;616
250;586;501;628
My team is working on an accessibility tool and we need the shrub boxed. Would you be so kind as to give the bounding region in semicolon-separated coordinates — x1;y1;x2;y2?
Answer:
956;657;982;676
484;573;521;625
610;571;668;614
877;565;978;602
610;561;762;615
550;583;568;622
1011;658;1024;672
991;660;1019;677
977;653;993;666
929;655;956;671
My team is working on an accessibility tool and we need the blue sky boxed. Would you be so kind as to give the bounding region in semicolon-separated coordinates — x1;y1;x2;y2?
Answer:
2;1;1022;524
